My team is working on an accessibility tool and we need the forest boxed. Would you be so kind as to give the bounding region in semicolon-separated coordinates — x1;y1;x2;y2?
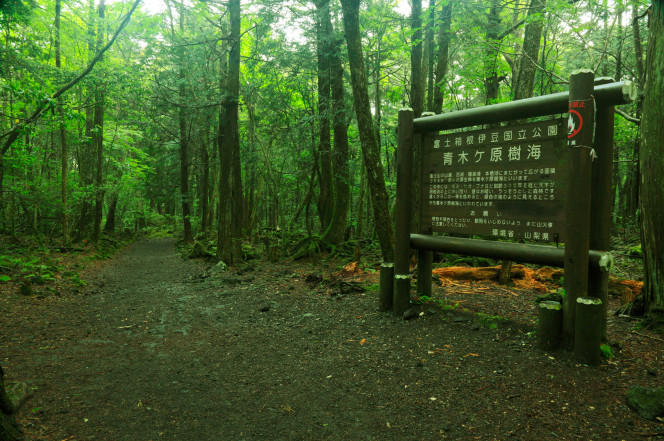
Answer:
1;0;664;439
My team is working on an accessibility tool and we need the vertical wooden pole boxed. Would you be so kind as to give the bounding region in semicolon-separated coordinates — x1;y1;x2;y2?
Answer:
416;120;434;298
394;108;414;316
379;262;394;311
574;297;603;365
563;70;595;346
590;77;615;342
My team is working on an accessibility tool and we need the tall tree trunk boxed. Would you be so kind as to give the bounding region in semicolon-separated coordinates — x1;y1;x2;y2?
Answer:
76;0;97;241
628;1;646;220
314;0;333;233
513;0;546;100
322;2;349;245
410;0;424;117
176;4;193;243
55;0;68;244
432;1;452;114
639;0;664;316
484;0;502;104
217;18;231;261
229;0;243;260
374;39;383;150
218;0;242;262
104;191;118;233
425;0;435;111
340;0;394;261
199;120;210;233
92;0;106;244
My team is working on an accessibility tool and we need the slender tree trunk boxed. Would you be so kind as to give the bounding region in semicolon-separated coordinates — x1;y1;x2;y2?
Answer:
217;18;231;261
484;0;502;104
229;0;243;260
55;0;68;244
104;191;118;233
410;0;424;117
77;0;97;241
199;121;210;233
176;4;193;243
513;0;546;100
639;0;664;315
323;4;349;245
374;38;382;150
433;1;452;114
628;1;646;220
92;0;106;243
340;0;394;261
425;0;435;111
314;0;333;232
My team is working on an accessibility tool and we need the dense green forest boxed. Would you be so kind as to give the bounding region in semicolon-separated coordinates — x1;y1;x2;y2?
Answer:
0;0;662;310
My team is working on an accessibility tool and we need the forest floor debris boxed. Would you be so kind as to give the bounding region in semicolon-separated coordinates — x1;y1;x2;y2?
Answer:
1;237;662;440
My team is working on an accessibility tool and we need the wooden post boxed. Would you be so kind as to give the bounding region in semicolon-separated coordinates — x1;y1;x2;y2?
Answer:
379;262;394;311
563;70;595;346
538;301;562;350
416;117;434;299
394;274;411;315
417;248;432;297
574;297;603;365
394;108;414;316
589;77;615;342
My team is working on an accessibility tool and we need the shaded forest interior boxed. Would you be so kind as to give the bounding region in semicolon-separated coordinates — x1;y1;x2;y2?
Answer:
0;1;662;318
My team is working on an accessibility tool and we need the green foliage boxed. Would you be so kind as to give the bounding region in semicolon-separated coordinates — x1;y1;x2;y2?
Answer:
0;274;11;282
628;244;642;257
599;343;614;360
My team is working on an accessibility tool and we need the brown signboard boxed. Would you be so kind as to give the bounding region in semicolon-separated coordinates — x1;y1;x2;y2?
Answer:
423;118;567;242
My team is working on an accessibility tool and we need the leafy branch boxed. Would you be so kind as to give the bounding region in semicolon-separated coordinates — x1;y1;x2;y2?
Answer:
0;0;141;156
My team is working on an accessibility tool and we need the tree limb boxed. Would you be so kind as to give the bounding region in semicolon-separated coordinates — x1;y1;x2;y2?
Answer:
1;0;141;156
615;107;640;124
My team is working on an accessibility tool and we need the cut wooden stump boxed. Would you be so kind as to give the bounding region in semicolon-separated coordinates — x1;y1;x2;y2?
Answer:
379;263;394;312
574;297;603;365
537;301;562;350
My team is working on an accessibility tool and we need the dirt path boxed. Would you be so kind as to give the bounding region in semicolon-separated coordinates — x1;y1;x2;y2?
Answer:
2;238;663;440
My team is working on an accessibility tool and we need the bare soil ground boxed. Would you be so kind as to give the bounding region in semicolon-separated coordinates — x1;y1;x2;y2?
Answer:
1;237;663;440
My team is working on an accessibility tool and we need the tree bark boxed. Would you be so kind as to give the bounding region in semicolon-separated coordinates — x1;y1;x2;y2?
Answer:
314;0;333;233
76;0;98;241
340;0;394;261
425;0;435;112
175;3;193;244
217;17;231;261
432;0;452;114
104;191;118;233
217;0;242;262
513;0;546;100
199;121;210;233
229;0;243;260
320;0;349;246
639;0;664;316
55;0;68;245
484;0;502;104
92;0;106;244
410;0;424;117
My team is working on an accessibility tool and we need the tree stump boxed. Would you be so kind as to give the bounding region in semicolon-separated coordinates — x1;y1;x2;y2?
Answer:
537;300;562;350
379;262;394;312
574;297;603;365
